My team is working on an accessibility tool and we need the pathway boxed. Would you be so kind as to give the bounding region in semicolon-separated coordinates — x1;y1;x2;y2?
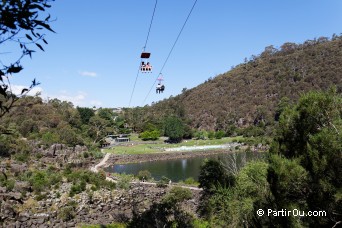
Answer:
90;152;203;191
90;150;110;173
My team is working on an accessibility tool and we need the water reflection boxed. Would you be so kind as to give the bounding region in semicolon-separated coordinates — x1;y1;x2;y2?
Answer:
104;152;263;182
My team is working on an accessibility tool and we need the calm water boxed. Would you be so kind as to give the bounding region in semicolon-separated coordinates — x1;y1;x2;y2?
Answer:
104;152;262;182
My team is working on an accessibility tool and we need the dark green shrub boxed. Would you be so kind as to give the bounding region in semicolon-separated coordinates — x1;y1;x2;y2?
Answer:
194;130;206;140
207;131;215;140
163;186;192;204
215;130;225;139
58;206;76;221
69;180;86;197
137;170;152;181
83;152;89;158
157;176;170;188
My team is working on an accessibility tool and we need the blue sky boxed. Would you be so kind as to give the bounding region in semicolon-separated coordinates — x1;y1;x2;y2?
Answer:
6;0;342;108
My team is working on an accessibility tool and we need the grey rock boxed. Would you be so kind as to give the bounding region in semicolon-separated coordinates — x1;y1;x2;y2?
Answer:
36;218;45;224
10;163;27;175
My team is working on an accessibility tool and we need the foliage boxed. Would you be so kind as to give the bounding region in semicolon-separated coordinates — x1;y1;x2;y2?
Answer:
0;96;117;147
156;176;171;188
27;169;62;194
198;159;235;217
65;169;115;191
132;35;342;132
198;159;232;192
116;173;132;190
192;219;210;228
207;131;215;140
194;130;206;140
136;170;152;181
81;224;126;228
214;130;225;139
240;125;266;137
0;176;15;191
69;180;86;197
0;0;55;119
139;129;160;141
129;186;194;228
162;186;192;205
182;177;199;186
164;116;185;143
203;161;271;227
77;107;94;125
268;89;342;227
58;202;76;221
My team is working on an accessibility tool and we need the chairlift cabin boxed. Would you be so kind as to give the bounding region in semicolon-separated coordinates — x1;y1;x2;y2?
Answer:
156;74;165;94
140;52;152;73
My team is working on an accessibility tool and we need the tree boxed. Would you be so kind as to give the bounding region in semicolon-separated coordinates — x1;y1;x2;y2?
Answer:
269;89;342;227
198;159;234;218
164;116;185;143
77;107;94;125
0;0;55;120
88;115;111;144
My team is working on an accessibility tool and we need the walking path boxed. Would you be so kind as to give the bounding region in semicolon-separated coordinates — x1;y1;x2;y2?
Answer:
90;150;110;173
90;152;203;191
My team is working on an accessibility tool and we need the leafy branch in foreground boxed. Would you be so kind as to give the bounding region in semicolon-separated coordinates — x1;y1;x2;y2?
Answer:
0;0;55;120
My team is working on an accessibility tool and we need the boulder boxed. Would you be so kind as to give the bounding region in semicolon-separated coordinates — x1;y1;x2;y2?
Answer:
14;181;30;192
10;163;27;175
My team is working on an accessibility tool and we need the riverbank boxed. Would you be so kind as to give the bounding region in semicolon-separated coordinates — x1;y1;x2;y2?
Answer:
105;145;241;165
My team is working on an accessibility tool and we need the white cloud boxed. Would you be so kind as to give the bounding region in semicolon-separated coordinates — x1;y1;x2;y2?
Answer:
10;85;102;107
54;91;87;106
78;71;98;77
90;100;103;107
11;84;43;96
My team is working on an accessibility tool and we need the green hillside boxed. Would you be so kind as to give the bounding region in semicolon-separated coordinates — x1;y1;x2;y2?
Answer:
135;35;342;133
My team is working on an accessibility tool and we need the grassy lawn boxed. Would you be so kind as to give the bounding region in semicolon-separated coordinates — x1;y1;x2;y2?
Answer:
104;136;244;155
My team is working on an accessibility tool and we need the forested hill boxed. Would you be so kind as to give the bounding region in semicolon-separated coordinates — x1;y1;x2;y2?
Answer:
141;35;342;131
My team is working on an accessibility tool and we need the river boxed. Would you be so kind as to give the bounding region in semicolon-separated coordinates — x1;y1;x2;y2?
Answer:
104;151;263;182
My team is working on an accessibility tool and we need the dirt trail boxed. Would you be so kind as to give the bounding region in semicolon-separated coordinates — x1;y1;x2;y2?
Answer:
90;150;110;173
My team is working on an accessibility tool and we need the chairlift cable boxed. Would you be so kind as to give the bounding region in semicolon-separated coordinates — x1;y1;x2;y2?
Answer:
128;0;158;107
142;0;198;104
143;0;158;51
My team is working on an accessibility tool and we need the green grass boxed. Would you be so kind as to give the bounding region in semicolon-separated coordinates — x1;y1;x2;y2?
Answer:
104;136;244;155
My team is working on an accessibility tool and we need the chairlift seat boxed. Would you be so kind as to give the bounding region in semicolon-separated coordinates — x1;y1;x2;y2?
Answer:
141;52;151;58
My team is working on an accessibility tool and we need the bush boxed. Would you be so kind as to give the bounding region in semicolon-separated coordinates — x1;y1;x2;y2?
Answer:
139;130;160;141
163;186;192;204
41;131;60;146
116;174;132;190
58;205;76;221
183;177;199;186
193;219;210;228
241;126;265;137
0;178;15;191
13;151;30;163
29;171;49;193
69;180;86;197
83;152;89;158
215;130;225;139
65;169;115;191
207;131;215;140
157;176;170;188
89;150;104;159
137;170;152;181
194;130;206;140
